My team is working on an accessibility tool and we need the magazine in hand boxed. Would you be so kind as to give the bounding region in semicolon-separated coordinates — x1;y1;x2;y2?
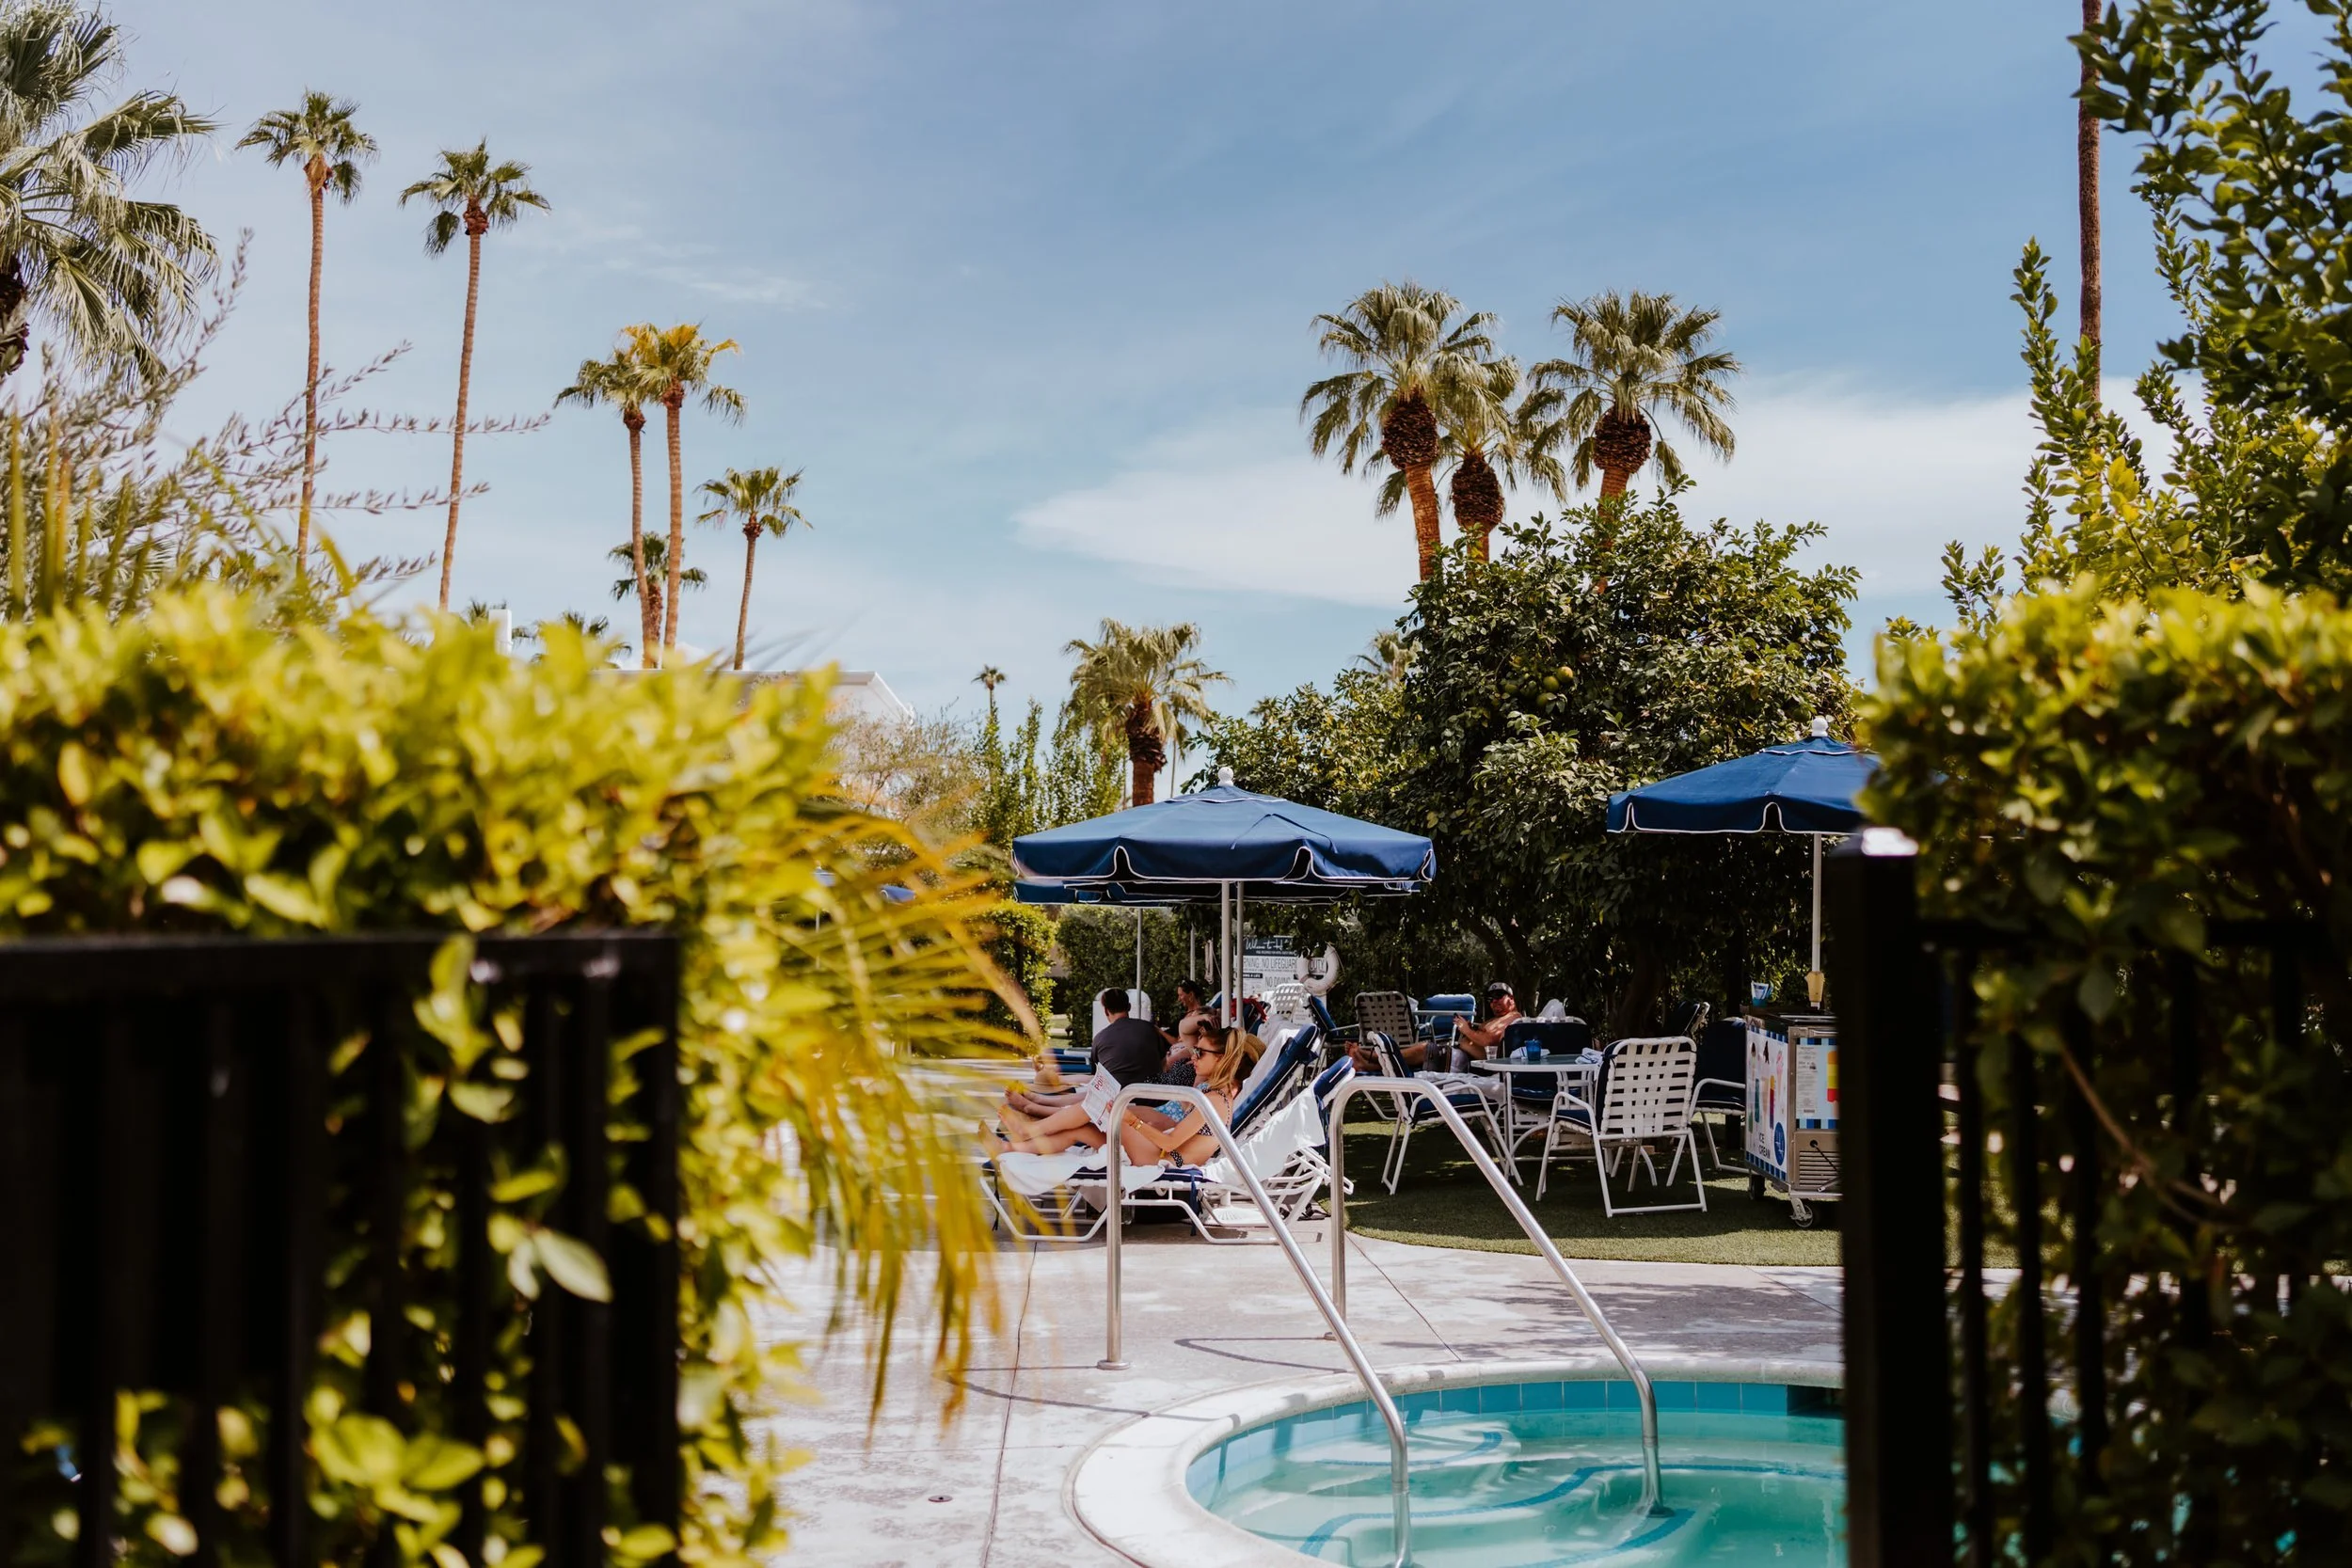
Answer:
1080;1068;1120;1133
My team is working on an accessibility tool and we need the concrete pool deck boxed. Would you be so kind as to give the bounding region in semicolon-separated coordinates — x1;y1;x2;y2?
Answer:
757;1226;1843;1566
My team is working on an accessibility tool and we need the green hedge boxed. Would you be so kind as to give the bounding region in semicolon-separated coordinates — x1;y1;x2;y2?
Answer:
0;591;1017;1565
1867;581;2352;1562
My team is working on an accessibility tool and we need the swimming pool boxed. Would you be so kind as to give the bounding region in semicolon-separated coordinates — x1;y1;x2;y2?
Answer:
1189;1378;1844;1565
1069;1361;1845;1568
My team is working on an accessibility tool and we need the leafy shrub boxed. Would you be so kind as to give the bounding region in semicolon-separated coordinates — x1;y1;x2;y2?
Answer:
1867;579;2352;1562
0;590;1018;1563
974;897;1054;1032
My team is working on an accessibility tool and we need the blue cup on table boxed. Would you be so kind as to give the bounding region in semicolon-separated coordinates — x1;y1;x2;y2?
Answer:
1518;1041;1543;1062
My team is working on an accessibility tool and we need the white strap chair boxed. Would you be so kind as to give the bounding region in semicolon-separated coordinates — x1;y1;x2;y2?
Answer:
1535;1036;1708;1216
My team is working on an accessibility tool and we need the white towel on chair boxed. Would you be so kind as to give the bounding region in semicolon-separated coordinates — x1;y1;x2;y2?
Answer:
1201;1089;1322;1189
993;1149;1168;1196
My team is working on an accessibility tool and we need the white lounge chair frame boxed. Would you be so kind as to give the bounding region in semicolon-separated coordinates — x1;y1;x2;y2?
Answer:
1534;1035;1709;1215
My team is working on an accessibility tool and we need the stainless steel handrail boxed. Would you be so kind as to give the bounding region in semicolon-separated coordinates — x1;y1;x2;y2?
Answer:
1330;1076;1666;1513
1093;1082;1412;1568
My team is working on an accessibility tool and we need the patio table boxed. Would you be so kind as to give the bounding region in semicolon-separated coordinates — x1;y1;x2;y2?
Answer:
1468;1053;1598;1166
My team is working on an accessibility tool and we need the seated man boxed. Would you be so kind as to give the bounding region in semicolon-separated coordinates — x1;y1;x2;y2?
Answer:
1451;981;1524;1066
1158;977;1213;1046
1004;987;1169;1117
1348;980;1520;1074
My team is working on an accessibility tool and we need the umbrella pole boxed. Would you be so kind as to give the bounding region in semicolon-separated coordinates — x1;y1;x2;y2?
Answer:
1807;834;1825;1008
1134;908;1143;996
1220;882;1233;1026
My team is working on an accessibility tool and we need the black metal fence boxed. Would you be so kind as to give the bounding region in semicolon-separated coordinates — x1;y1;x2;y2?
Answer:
1831;835;2342;1567
0;931;681;1568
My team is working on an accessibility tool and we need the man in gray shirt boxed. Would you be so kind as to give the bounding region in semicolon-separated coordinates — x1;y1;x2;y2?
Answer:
1089;988;1169;1086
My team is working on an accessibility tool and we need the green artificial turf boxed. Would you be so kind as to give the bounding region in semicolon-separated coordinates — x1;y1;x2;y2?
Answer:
1335;1118;1846;1267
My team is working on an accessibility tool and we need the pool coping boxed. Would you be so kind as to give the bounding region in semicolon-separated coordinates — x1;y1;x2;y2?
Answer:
1065;1354;1842;1568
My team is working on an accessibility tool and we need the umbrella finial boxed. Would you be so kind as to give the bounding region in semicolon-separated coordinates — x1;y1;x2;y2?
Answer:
1810;716;1829;739
1217;766;1235;787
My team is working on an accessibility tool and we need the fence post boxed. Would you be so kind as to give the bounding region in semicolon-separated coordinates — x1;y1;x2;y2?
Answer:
1827;830;1952;1568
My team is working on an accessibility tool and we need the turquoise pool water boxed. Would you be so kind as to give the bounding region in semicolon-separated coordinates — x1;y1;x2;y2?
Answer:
1186;1379;1845;1566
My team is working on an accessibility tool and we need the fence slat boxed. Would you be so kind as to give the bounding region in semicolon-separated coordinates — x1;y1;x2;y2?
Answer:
267;992;324;1568
1826;838;1952;1568
2064;1011;2107;1553
2006;1029;2053;1560
1951;959;1992;1568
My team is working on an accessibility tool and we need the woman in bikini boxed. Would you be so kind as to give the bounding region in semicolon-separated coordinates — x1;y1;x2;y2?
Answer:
990;1026;1251;1166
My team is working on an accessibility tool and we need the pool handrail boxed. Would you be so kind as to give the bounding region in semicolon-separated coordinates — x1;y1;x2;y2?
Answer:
1329;1075;1666;1513
1095;1081;1412;1568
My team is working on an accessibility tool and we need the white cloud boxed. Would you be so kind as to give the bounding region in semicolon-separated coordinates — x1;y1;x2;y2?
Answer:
1012;416;1417;604
1017;378;2162;607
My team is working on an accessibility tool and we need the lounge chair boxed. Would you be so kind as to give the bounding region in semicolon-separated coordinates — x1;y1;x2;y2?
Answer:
979;1026;1326;1243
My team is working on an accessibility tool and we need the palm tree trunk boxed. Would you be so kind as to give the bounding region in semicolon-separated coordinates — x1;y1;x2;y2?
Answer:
436;226;485;613
625;409;653;668
734;528;756;672
299;164;326;568
661;397;684;659
1598;466;1630;499
1128;734;1158;806
1405;464;1443;580
2078;0;2102;387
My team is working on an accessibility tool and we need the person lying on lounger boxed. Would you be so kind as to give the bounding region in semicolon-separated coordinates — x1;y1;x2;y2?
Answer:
1005;1003;1216;1115
987;1026;1250;1167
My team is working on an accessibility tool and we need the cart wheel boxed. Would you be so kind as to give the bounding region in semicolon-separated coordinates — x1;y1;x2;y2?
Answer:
1788;1196;1815;1227
1747;1173;1767;1203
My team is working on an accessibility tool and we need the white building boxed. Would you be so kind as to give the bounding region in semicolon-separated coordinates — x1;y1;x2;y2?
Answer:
824;671;915;725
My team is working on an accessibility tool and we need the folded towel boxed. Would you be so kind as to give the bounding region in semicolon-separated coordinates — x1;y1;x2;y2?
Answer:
993;1148;1168;1196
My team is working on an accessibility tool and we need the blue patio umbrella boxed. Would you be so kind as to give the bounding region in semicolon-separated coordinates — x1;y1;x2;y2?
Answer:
1605;719;1876;990
1014;768;1434;1021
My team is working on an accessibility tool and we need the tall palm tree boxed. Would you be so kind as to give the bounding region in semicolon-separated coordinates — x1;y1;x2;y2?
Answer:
1063;620;1227;807
608;533;704;641
695;465;806;672
0;2;217;388
401;141;548;612
1379;358;1569;564
2077;0;2101;385
1532;291;1740;501
556;341;667;665
974;665;1006;697
624;323;743;660
1301;281;1500;581
237;91;375;567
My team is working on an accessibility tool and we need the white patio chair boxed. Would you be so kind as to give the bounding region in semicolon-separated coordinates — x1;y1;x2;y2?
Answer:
1534;1036;1708;1216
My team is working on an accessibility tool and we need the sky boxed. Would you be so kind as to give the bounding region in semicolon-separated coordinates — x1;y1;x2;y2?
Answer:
114;0;2266;727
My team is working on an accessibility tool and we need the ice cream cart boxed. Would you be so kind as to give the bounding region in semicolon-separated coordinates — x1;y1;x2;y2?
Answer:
1743;1008;1838;1227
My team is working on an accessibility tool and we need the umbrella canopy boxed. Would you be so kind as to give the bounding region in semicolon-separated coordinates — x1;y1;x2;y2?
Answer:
1604;719;1877;1001
1014;772;1433;1022
1013;778;1434;893
1605;722;1875;836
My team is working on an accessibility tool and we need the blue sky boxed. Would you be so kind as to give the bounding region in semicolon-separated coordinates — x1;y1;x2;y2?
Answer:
123;0;2222;722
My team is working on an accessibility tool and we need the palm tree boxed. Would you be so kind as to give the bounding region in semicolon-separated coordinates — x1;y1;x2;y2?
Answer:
401;141;548;612
695;465;807;672
974;665;1006;697
1356;628;1414;685
2077;0;2101;384
1380;358;1569;564
609;534;704;641
1301;281;1500;581
1532;291;1740;500
237;92;375;568
0;3;217;388
625;323;743;660
1064;620;1227;807
556;341;667;665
